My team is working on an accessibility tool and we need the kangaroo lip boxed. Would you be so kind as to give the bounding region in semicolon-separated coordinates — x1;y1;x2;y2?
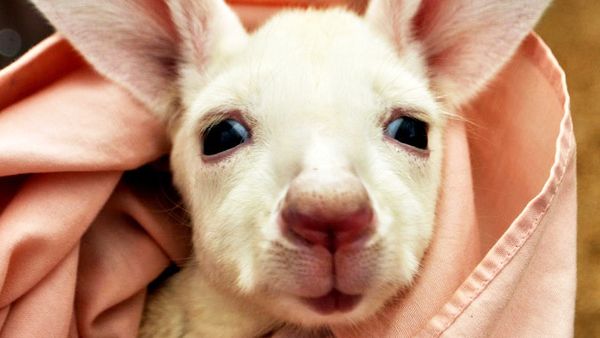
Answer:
302;289;362;315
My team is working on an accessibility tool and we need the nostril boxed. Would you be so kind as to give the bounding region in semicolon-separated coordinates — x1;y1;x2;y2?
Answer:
281;171;374;252
283;206;374;253
286;220;333;250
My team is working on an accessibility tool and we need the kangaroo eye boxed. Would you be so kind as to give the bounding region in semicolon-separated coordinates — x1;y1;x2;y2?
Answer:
385;117;428;150
202;119;250;156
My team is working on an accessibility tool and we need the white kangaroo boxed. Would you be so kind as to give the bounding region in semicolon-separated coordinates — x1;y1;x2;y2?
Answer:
32;0;550;336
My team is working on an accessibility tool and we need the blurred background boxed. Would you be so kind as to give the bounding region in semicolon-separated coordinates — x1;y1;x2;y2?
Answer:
1;0;598;336
536;2;600;337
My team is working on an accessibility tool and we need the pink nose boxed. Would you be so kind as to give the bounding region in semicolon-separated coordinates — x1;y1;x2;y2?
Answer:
281;171;374;252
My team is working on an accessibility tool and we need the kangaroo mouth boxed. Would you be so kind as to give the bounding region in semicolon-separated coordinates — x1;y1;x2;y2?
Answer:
301;289;362;315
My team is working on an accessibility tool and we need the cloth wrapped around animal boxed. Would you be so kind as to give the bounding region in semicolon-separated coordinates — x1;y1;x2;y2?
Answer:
0;0;576;337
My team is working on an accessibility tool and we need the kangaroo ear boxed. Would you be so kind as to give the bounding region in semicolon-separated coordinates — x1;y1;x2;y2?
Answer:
366;0;551;107
31;0;247;120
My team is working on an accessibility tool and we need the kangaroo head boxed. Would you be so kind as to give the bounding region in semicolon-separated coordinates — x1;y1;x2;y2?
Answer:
170;8;444;324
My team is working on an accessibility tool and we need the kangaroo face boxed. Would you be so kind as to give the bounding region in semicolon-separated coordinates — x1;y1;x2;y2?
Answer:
171;10;443;326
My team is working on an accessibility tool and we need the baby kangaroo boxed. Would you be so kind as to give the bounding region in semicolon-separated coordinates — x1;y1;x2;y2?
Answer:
32;0;550;336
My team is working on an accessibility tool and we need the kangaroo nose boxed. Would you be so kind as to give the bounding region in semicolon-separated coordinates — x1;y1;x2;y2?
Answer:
281;170;374;252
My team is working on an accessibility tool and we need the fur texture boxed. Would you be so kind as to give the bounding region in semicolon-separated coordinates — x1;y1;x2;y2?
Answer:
31;0;550;336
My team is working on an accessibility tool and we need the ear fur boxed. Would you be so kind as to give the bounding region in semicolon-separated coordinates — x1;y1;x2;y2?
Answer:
30;0;247;121
365;0;421;51
366;0;552;107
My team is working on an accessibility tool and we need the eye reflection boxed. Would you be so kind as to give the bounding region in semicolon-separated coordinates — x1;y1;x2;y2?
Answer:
385;117;428;150
202;119;250;156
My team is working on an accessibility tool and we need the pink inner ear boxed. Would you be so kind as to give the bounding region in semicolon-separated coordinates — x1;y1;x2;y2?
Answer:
413;0;483;73
30;0;183;119
169;0;212;70
411;0;551;107
144;0;180;41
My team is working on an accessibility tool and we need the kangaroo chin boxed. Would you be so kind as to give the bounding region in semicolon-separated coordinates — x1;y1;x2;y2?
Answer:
31;0;550;336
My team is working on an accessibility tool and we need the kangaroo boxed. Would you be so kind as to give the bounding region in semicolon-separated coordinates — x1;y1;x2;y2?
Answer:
31;0;550;336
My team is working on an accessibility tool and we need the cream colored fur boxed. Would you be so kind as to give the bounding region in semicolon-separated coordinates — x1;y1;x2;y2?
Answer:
30;0;550;336
159;10;443;336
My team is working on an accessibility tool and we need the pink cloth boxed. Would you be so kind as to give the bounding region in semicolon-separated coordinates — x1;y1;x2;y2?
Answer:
0;2;575;337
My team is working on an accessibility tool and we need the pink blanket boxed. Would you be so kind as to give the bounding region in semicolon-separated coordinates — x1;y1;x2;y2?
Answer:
0;2;576;337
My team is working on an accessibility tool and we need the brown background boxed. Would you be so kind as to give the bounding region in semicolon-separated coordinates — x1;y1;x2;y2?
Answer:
536;1;600;336
0;0;598;336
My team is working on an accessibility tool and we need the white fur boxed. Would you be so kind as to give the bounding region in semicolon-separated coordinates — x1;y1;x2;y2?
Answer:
31;0;550;336
169;10;442;332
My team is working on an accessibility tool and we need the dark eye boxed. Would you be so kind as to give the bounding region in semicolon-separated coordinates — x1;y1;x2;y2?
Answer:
202;119;250;156
385;117;428;150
